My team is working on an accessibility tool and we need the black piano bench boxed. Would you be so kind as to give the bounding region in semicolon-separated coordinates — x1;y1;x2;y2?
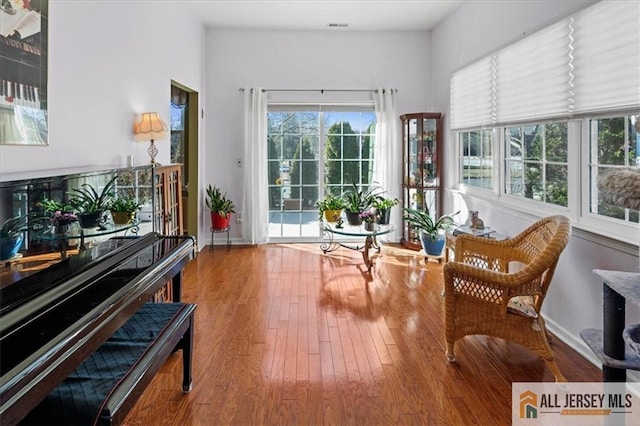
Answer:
21;302;196;426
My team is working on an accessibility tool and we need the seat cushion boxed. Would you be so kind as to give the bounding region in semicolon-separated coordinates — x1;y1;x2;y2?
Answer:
507;296;538;318
21;302;186;426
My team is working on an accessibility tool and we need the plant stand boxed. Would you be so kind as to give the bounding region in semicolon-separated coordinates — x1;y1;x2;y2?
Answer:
419;249;446;264
210;226;230;251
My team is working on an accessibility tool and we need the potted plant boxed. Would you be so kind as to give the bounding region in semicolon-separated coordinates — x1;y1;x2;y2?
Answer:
206;184;235;230
372;196;399;225
316;193;345;223
48;211;78;234
0;215;28;260
403;208;459;256
359;210;380;232
68;175;117;228
342;182;382;226
39;198;74;214
108;197;141;225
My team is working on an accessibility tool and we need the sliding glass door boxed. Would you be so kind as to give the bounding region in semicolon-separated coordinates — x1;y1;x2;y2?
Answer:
267;106;376;240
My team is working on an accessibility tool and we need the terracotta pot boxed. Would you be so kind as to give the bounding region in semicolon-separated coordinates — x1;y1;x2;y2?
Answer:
211;212;231;230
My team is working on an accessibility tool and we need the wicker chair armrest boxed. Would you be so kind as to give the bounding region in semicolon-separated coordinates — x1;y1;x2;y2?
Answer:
445;261;510;287
444;261;540;293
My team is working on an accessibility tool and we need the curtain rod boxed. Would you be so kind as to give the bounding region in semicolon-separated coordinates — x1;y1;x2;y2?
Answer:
238;88;398;94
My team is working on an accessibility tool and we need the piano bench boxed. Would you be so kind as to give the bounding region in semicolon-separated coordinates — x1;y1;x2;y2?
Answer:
21;302;196;426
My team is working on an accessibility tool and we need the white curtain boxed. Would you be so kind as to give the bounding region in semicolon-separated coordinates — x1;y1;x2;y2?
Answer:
373;88;401;242
242;87;269;245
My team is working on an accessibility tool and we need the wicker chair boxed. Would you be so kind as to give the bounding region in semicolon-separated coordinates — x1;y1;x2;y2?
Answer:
443;215;571;382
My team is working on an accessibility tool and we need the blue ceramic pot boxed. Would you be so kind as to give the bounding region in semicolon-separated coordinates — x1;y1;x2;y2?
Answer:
0;234;23;260
420;231;445;256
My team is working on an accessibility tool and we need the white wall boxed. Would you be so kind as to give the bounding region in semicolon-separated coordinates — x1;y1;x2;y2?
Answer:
204;29;432;242
0;0;206;247
431;0;639;367
0;0;205;179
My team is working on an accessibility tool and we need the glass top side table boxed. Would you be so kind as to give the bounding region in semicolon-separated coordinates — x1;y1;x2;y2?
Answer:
321;222;395;272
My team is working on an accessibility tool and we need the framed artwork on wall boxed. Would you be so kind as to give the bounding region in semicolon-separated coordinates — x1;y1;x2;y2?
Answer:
0;0;48;146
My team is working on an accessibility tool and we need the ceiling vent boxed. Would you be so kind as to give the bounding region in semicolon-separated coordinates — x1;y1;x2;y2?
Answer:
327;23;349;28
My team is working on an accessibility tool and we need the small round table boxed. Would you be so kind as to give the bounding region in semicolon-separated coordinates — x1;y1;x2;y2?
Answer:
321;222;395;272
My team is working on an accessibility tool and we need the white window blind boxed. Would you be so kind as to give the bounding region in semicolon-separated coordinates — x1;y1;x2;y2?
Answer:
450;57;494;130
572;0;640;114
450;0;640;130
495;19;571;124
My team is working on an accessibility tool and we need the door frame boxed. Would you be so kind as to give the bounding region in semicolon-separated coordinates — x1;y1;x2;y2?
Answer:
170;80;199;237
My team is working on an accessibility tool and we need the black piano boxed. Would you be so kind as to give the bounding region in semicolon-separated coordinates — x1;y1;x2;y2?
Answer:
0;232;196;425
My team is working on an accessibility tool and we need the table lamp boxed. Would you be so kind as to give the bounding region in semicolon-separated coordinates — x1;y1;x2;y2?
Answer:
133;112;168;165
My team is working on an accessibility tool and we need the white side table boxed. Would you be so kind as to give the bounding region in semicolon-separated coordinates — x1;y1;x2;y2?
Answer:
445;227;507;262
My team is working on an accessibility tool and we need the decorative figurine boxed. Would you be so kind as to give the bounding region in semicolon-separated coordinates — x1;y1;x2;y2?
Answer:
469;210;485;229
335;217;344;229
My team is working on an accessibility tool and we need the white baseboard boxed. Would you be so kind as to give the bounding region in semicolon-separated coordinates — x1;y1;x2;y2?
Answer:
545;317;640;385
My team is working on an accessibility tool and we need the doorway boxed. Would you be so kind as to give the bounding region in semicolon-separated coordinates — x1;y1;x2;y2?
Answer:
267;106;376;240
170;81;198;237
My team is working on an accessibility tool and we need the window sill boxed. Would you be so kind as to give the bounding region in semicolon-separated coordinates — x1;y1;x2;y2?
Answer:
450;185;639;256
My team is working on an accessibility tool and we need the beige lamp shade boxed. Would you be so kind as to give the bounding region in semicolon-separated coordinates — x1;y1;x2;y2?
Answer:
133;112;168;141
133;112;168;164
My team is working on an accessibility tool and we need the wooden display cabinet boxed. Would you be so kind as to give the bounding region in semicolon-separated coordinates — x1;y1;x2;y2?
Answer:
152;164;184;302
400;112;443;250
153;164;184;236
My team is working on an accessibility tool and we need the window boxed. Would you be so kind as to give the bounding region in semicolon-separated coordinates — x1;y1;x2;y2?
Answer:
324;112;376;195
170;86;189;166
449;0;640;243
459;129;493;190
588;115;639;223
267;107;376;239
504;122;568;207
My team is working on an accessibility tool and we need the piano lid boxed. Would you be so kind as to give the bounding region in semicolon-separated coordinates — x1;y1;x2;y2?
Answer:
0;235;152;314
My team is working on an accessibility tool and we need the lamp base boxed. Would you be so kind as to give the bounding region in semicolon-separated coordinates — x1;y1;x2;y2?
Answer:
148;139;159;164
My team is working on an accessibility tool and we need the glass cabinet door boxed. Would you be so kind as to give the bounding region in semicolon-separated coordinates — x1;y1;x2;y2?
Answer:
400;113;443;250
422;117;437;187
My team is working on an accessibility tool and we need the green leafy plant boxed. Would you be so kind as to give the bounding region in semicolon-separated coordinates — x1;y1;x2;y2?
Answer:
342;181;382;213
315;193;345;219
373;197;399;211
206;184;236;216
403;208;459;239
108;197;141;213
38;199;74;213
68;175;117;214
0;215;28;238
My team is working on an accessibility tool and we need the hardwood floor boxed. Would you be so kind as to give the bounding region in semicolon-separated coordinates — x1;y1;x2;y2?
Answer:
124;242;601;425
